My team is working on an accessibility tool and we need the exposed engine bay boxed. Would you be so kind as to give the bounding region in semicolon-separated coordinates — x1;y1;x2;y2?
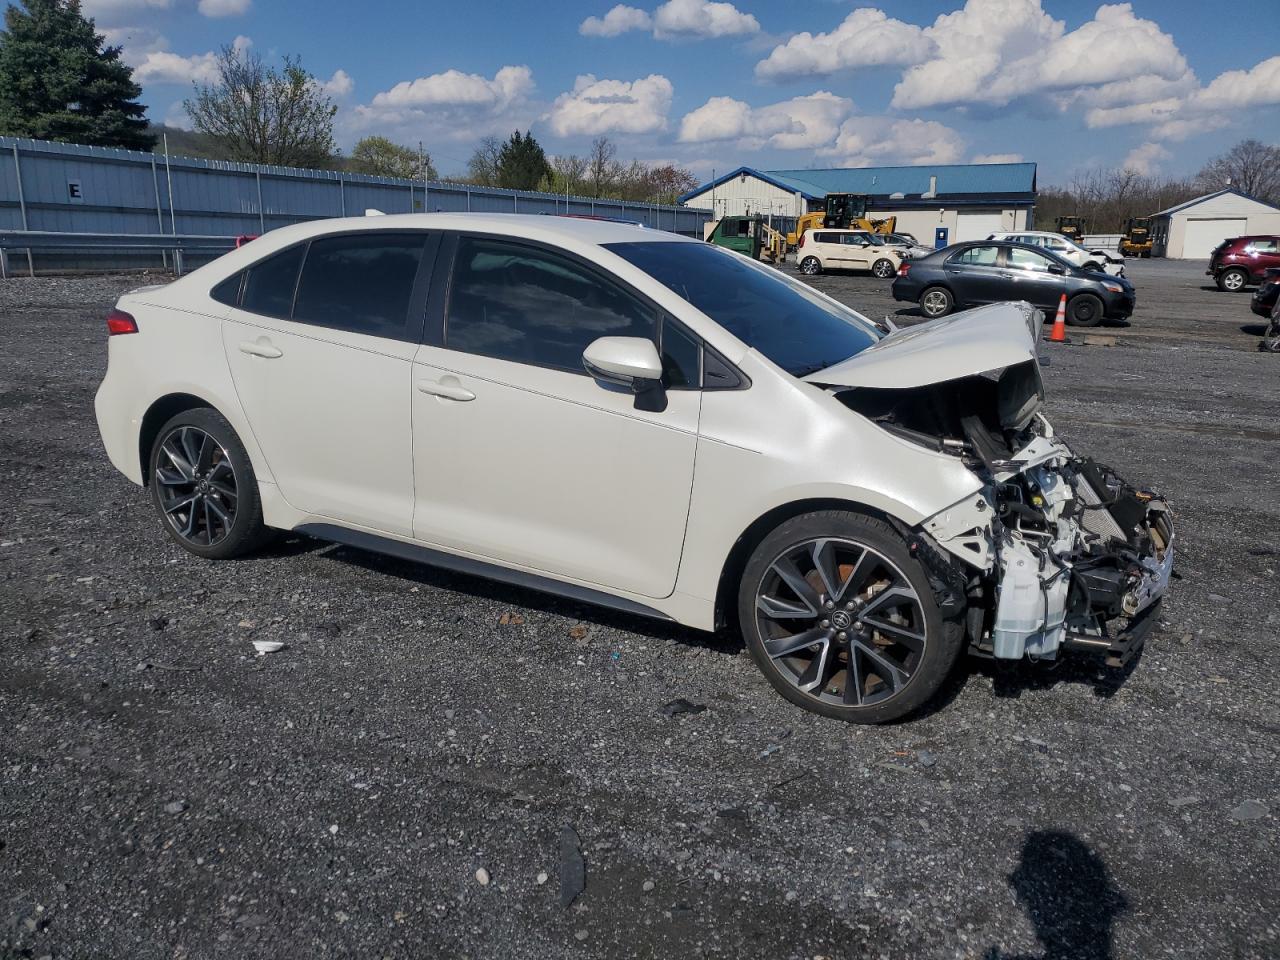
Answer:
833;356;1174;667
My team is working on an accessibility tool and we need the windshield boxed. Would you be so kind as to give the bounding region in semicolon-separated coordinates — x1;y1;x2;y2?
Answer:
605;240;880;376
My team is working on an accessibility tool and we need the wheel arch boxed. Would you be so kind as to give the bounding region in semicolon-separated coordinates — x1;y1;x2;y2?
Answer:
712;497;907;631
137;392;270;487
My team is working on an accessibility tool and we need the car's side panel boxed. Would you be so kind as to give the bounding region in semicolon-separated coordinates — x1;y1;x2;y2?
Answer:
410;346;701;599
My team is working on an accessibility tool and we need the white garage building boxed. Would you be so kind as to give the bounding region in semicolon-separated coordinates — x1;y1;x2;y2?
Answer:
1151;189;1280;259
679;162;1037;245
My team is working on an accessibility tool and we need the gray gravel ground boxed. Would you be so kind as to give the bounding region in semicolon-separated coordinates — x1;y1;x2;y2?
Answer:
1;259;1277;960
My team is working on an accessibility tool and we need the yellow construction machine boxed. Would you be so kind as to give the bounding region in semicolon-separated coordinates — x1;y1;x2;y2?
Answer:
784;194;895;246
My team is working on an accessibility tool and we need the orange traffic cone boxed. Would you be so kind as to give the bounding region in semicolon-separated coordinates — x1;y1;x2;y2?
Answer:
1048;294;1067;342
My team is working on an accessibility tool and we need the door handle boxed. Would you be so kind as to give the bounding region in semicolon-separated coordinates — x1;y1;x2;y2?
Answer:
417;378;475;402
238;338;282;359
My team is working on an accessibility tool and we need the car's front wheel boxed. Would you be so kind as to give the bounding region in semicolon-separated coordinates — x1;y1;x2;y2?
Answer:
738;511;963;724
799;256;822;276
919;286;953;318
148;407;271;560
1218;268;1248;292
872;258;896;279
1066;293;1104;327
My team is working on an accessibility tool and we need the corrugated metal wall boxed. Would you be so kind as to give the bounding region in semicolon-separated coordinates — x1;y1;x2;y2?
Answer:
0;137;711;271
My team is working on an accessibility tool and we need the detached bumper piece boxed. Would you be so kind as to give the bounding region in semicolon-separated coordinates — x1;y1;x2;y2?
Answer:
1062;597;1161;668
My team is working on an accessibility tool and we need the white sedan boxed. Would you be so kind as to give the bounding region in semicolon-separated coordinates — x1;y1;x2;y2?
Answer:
988;230;1126;276
94;213;1172;723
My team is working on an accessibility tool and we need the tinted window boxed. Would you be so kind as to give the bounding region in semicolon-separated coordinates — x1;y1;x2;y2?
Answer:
952;246;1000;266
1008;247;1054;272
662;321;701;388
242;245;305;317
606;240;878;378
293;234;425;339
211;272;242;307
447;237;657;372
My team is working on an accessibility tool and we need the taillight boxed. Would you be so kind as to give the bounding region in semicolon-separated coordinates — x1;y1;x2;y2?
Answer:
106;308;138;335
897;262;910;277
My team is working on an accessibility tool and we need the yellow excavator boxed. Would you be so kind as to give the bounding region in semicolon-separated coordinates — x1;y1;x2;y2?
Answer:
1119;217;1153;258
785;194;895;247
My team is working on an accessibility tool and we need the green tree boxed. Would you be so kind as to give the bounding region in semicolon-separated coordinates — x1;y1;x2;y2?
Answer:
496;129;550;190
185;44;336;167
0;0;152;149
349;136;435;180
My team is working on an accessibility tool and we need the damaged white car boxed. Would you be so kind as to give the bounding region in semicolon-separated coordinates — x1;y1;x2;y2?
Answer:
93;215;1173;724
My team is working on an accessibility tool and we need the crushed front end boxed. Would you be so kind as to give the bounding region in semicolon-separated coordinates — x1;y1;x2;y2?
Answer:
835;352;1174;669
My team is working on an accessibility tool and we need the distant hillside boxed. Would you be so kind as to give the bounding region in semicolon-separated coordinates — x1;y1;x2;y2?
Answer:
145;124;219;159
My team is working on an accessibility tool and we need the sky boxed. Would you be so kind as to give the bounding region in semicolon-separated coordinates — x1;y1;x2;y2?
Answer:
81;0;1280;185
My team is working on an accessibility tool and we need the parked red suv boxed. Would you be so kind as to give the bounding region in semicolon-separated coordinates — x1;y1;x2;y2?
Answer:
1208;236;1280;291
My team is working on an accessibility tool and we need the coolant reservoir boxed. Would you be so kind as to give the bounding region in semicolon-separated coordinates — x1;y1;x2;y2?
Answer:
992;539;1067;658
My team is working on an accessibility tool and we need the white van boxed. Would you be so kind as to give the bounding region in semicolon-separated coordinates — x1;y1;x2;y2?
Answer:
796;229;903;278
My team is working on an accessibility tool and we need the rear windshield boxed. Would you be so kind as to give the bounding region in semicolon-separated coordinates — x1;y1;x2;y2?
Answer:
605;241;879;377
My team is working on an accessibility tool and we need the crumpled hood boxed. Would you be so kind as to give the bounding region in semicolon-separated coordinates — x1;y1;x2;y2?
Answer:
804;301;1040;390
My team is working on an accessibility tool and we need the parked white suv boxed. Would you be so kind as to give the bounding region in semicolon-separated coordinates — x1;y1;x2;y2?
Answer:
796;229;902;278
988;231;1125;276
94;214;1173;723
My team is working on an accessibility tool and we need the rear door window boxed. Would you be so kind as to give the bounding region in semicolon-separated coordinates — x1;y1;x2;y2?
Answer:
241;244;305;318
292;233;426;341
1248;239;1278;253
951;245;1000;266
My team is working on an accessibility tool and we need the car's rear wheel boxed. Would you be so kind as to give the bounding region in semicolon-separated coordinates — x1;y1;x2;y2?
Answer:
872;258;896;279
1218;268;1248;292
919;286;953;318
148;408;270;560
739;511;963;724
800;256;822;276
1066;293;1104;327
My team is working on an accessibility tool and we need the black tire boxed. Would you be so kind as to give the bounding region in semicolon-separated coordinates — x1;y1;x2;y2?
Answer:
738;510;964;724
872;258;896;279
1066;293;1104;327
148;407;271;560
1082;261;1101;273
799;256;822;276
1217;268;1248;292
919;286;953;318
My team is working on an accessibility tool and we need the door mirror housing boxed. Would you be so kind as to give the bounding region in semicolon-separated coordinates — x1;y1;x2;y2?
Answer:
1047;264;1067;275
583;337;664;392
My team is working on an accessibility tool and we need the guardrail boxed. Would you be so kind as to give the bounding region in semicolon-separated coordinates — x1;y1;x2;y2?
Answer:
0;230;241;277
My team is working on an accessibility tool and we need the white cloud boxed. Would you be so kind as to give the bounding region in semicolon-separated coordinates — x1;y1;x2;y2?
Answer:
82;0;170;25
354;65;536;143
370;65;533;111
197;0;251;17
1187;55;1280;112
320;69;354;99
818;117;966;167
678;91;853;150
546;74;673;136
754;9;933;82
892;1;1189;111
1122;142;1171;175
972;153;1024;164
131;36;250;86
652;0;758;39
580;4;651;37
579;0;757;41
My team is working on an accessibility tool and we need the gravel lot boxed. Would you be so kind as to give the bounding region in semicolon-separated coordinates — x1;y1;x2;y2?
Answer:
2;259;1277;959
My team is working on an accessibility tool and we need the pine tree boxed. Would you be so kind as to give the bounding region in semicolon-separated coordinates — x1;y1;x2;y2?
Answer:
496;130;551;191
0;0;153;150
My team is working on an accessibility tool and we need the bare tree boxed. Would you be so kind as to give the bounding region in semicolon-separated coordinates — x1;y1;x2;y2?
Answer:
185;45;336;167
1197;139;1280;204
587;136;620;198
466;135;502;186
550;153;588;194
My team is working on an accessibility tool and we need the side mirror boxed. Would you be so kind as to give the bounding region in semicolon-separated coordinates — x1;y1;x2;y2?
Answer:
1047;264;1066;275
583;337;664;392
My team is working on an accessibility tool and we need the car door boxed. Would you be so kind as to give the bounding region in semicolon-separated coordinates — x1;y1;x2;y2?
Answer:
409;234;701;600
943;244;1007;305
1004;245;1069;309
1245;238;1280;279
839;233;873;271
221;232;434;537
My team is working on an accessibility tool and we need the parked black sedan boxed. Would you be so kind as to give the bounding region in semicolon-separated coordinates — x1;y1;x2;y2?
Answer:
891;240;1136;326
1249;268;1279;318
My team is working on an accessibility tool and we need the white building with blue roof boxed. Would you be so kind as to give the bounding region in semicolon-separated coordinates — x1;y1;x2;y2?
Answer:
679;162;1037;245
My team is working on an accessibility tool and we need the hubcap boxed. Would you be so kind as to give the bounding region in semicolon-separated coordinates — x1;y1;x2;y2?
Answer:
923;291;947;315
754;538;927;707
1225;272;1243;290
155;426;238;546
874;260;893;278
802;258;819;275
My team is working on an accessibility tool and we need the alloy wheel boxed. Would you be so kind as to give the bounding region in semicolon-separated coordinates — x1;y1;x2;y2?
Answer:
1223;271;1245;291
801;257;820;276
154;425;238;546
922;290;949;316
873;259;895;278
754;537;928;708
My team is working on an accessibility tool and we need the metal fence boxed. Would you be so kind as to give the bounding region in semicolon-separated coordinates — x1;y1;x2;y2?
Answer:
0;136;712;273
1081;234;1123;251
